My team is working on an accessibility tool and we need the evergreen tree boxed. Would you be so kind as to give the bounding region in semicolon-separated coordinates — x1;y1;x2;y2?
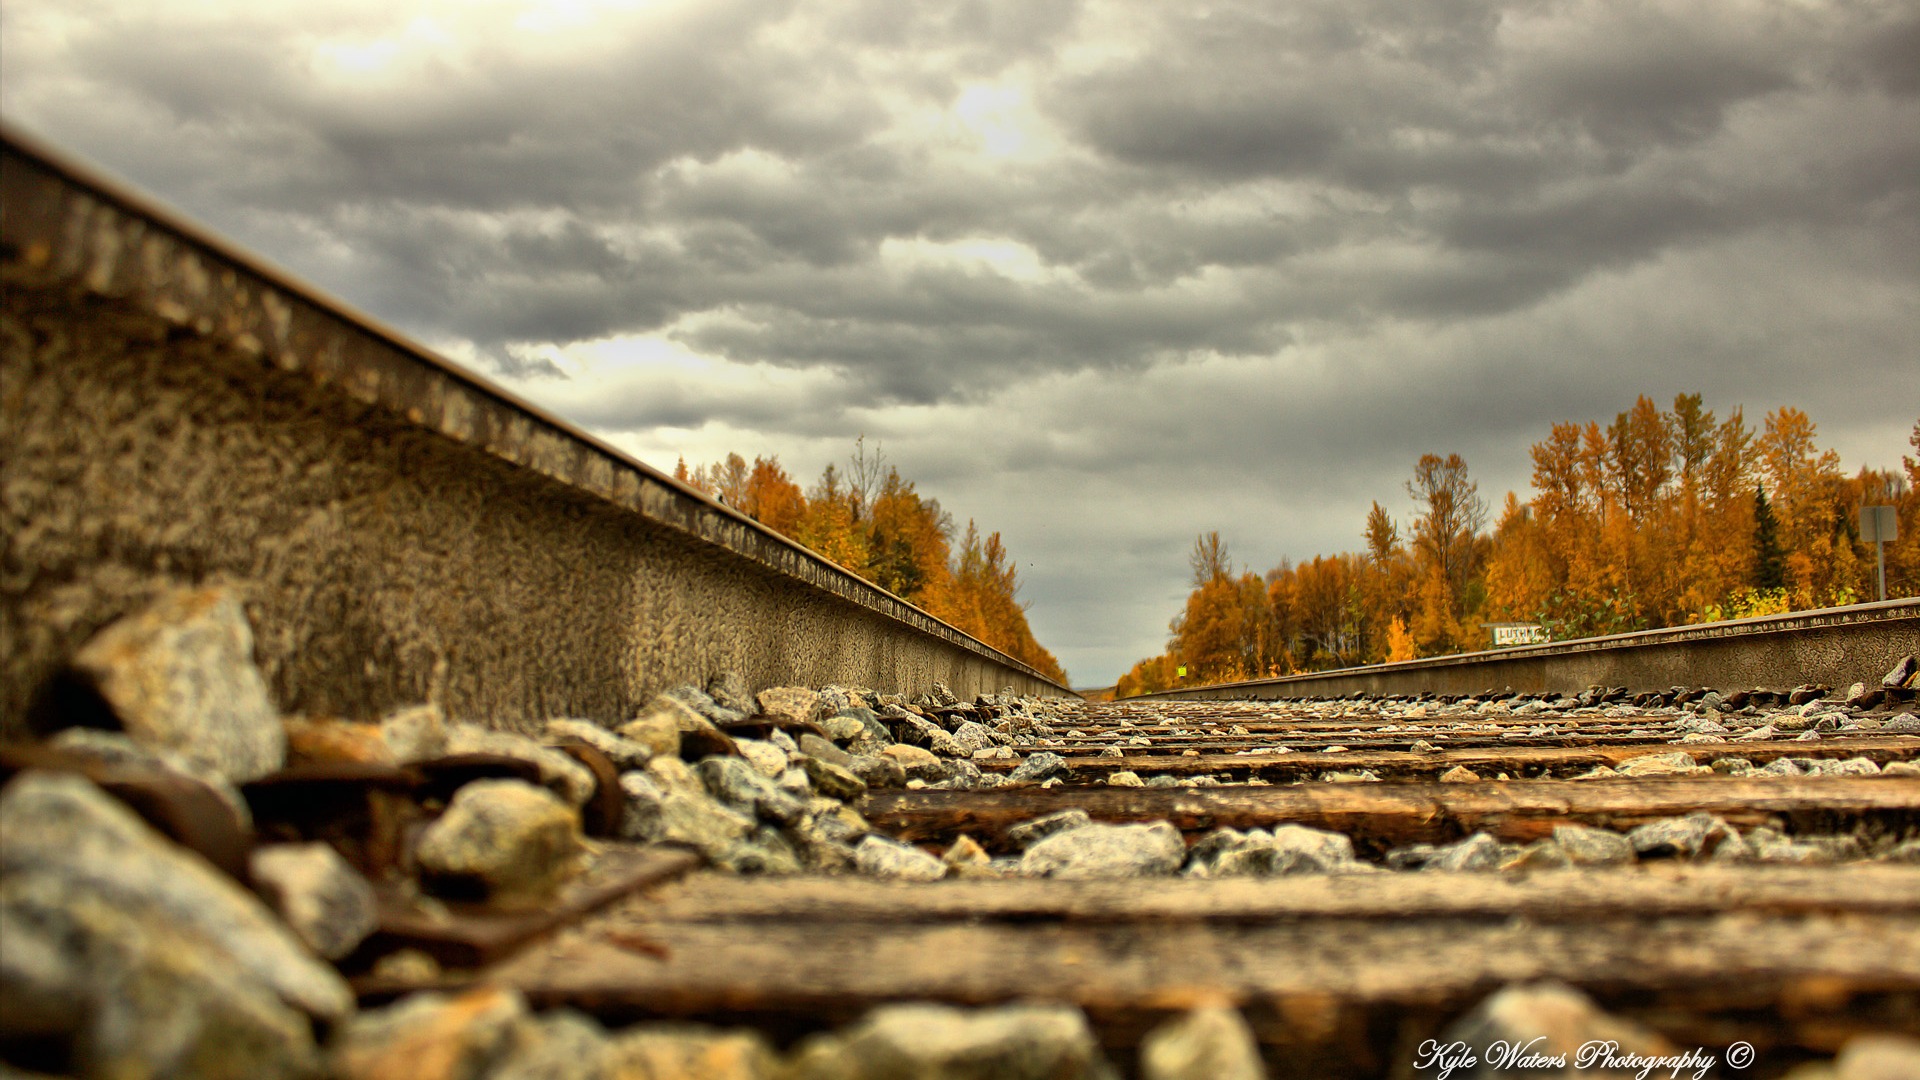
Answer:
1751;486;1786;591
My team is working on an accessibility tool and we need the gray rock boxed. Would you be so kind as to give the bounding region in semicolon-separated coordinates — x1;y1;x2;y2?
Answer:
1203;825;1357;877
788;1002;1108;1080
68;586;286;783
1551;824;1635;866
894;713;964;757
3;870;326;1080
1884;714;1920;734
1139;1004;1265;1080
804;797;872;846
626;761;757;861
47;726;253;827
733;738;789;779
756;686;824;725
880;742;944;780
801;755;869;801
544;718;653;771
1441;981;1675;1076
331;986;526;1080
381;702;450;763
853;835;947;881
617;698;691;758
1884;655;1918;690
832;708;894;754
1835;1033;1920;1080
1006;809;1094;850
715;825;804;876
666;684;748;726
1008;751;1069;784
951;720;995;756
489;1008;612;1080
415;779;586;904
1500;839;1573;871
1615;751;1710;777
605;1021;781;1080
930;682;962;707
1424;832;1504;872
0;772;352;1023
617;772;667;841
705;671;758;716
799;733;854;768
1022;822;1185;879
845;753;907;790
1627;812;1737;860
698;756;805;825
445;726;598;808
249;842;378;961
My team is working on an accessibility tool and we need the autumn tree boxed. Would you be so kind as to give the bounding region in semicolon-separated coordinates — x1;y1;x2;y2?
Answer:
1405;453;1487;652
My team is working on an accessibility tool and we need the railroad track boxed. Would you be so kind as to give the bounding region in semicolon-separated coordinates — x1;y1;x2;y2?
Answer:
4;126;1920;1079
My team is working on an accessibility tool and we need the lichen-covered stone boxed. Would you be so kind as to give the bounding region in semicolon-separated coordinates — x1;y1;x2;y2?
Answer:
415;779;585;904
69;587;286;783
250;842;379;961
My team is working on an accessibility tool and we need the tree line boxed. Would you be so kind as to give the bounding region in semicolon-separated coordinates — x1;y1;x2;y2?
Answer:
673;439;1069;685
1116;398;1919;697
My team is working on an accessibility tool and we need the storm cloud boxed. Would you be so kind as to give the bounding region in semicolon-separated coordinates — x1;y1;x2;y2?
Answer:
5;0;1915;682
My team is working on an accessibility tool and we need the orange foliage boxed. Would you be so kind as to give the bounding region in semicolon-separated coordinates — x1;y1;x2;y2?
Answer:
1119;397;1918;696
676;441;1067;685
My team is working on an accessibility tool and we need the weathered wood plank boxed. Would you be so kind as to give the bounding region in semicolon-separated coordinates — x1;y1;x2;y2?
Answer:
974;735;1920;777
485;867;1920;1067
598;863;1920;923
866;775;1920;849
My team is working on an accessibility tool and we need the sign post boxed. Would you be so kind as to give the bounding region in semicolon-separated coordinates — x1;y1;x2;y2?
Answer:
1860;506;1897;602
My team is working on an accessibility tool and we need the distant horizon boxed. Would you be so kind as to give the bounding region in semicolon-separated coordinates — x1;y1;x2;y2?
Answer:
5;0;1913;684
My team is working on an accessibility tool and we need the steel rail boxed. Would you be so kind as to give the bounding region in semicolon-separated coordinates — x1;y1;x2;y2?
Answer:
1128;598;1918;700
0;124;1072;735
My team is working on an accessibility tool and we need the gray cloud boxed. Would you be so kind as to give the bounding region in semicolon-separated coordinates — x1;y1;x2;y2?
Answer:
4;0;1915;682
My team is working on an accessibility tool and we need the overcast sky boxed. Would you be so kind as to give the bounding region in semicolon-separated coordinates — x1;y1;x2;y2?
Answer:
5;0;1915;685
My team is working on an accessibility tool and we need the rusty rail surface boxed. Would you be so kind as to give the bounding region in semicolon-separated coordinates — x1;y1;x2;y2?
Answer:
1130;598;1919;701
0;125;1071;737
